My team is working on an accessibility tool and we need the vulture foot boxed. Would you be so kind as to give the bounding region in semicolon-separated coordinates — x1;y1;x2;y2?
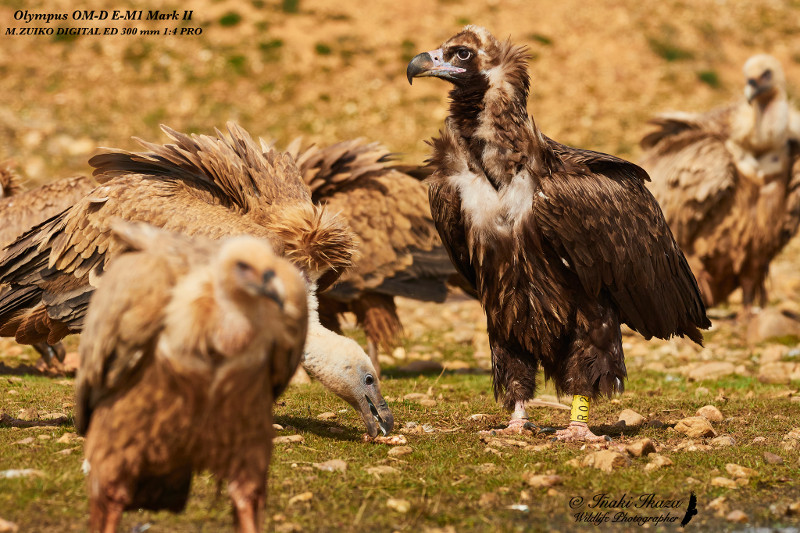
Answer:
554;421;609;443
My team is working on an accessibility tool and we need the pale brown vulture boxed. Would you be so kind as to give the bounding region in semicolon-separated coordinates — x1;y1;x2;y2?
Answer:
408;26;710;441
0;124;393;437
77;221;307;533
641;54;800;309
0;170;95;364
288;138;463;371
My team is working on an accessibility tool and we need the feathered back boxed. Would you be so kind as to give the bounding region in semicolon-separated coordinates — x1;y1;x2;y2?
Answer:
0;163;22;199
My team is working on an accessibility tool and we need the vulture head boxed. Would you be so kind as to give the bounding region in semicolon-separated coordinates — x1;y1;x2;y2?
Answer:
406;26;529;92
301;324;394;437
743;54;786;105
217;237;288;312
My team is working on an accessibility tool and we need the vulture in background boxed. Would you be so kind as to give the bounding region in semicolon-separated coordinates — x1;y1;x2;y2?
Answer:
407;26;710;441
288;138;463;371
641;54;800;309
0;124;393;438
77;221;307;533
0;169;95;364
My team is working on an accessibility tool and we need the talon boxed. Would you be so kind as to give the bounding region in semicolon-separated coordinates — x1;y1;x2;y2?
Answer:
538;426;557;435
523;421;538;431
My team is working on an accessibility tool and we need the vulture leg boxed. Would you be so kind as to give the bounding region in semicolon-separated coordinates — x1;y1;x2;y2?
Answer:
33;341;66;366
88;480;129;533
479;341;538;435
554;396;607;443
228;479;265;533
550;299;624;443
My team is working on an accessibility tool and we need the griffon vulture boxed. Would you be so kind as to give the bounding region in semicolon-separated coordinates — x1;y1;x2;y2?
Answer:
641;54;800;309
407;26;710;441
0;124;393;437
0;170;95;364
77;221;307;533
288;138;462;371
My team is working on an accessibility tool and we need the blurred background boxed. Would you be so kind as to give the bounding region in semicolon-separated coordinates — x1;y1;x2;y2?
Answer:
1;0;799;184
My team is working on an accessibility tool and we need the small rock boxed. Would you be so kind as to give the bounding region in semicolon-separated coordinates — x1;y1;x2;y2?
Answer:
710;436;735;447
403;393;429;401
392;347;407;360
674;416;716;438
37;435;51;441
316;412;336;420
476;463;497;473
56;432;82;444
13;437;34;445
274;435;304;444
287;492;313;506
711;477;738;489
388;446;413;457
367;435;408;446
386;498;410;513
478;492;499;507
419;399;438;407
784;428;800;440
522;473;562;488
312;460;347;473
696;405;723;422
759;362;797;384
625;438;656;458
707;496;727;513
688;362;735;381
747;308;800;343
685;477;700;485
695;386;710;396
54;448;74;456
469;414;491;421
273;424;284;431
726;510;748;523
725;463;757;479
618;409;645;426
366;465;401;477
753;436;766;444
0;518;19;533
764;452;784;465
644;454;673;472
582;450;631;472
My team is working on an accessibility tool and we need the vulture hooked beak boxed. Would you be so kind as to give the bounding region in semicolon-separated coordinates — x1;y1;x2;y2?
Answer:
256;270;285;310
744;79;770;103
359;391;394;437
407;49;466;84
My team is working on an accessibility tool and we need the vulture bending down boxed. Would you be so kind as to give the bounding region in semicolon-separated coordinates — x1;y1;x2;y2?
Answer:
288;138;463;371
641;54;800;308
0;172;96;364
0;124;393;437
77;221;307;533
408;27;710;441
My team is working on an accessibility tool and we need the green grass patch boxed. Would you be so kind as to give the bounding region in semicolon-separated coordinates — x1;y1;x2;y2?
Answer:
647;37;694;62
697;69;721;88
218;12;242;27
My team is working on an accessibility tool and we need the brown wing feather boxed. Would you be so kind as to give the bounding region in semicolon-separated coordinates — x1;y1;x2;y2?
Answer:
0;175;96;247
639;116;737;248
536;140;710;342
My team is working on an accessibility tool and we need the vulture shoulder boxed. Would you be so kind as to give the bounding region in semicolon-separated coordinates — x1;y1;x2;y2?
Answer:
293;138;455;300
536;138;711;342
74;222;211;434
639;109;738;247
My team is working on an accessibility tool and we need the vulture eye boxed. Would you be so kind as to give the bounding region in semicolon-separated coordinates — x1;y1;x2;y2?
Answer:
364;374;375;386
761;69;772;81
455;48;472;61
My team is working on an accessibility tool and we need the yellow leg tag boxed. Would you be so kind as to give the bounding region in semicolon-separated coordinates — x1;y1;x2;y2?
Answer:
570;395;590;423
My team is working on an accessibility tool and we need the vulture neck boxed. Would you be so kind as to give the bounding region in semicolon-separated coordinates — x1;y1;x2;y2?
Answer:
448;56;551;189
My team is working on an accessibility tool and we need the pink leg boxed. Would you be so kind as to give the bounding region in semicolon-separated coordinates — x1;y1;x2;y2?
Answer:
555;421;608;443
229;480;265;533
480;401;533;435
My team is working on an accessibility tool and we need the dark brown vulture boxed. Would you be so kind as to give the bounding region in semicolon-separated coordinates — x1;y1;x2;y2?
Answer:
640;54;800;309
287;138;462;371
0;124;393;437
0;173;96;364
407;26;710;441
77;221;307;533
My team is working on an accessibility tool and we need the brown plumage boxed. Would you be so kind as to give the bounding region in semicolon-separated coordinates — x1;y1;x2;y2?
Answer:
0;123;393;437
0;170;95;364
287;138;461;366
76;221;307;533
0;174;96;248
641;54;800;308
408;26;709;440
